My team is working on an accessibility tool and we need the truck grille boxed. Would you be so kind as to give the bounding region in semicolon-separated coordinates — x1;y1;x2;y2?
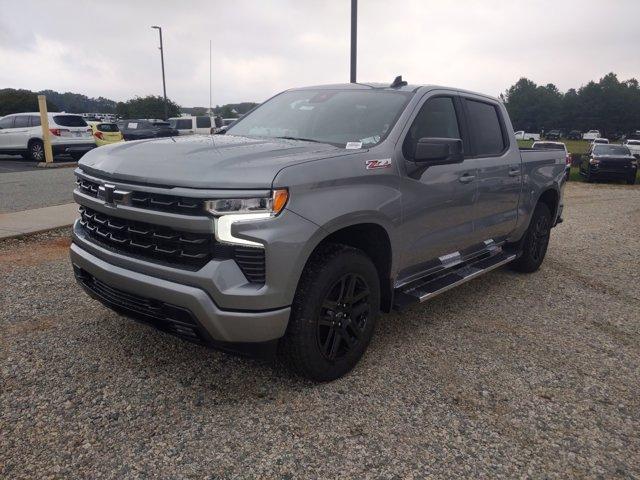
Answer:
78;206;213;269
76;177;204;215
77;206;267;283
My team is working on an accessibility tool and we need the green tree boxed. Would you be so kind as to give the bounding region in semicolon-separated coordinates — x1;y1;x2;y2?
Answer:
0;89;58;116
118;95;181;120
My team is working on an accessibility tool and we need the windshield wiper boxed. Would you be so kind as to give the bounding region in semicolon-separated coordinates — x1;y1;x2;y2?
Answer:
274;136;325;144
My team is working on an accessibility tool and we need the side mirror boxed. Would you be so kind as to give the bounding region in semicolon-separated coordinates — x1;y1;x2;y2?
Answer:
414;137;463;165
214;116;223;128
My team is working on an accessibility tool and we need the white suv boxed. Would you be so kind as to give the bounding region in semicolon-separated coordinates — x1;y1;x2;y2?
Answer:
168;116;215;135
0;112;96;161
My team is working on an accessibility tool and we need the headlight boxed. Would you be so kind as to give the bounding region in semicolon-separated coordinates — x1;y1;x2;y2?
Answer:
205;189;288;216
206;189;289;247
589;157;599;165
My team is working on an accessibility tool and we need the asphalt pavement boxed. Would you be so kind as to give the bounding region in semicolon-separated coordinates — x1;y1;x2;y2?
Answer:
0;165;76;213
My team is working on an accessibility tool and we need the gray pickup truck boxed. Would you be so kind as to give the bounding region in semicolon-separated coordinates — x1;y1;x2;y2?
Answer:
70;79;565;381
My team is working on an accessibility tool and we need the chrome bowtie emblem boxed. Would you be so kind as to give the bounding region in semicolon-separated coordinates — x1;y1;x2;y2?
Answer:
98;183;131;207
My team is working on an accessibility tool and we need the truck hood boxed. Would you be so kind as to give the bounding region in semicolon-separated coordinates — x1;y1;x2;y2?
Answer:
79;134;353;189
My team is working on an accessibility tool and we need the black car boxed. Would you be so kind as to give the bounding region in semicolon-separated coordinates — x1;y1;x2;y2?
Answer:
119;119;178;141
580;144;637;184
545;129;562;140
566;130;582;140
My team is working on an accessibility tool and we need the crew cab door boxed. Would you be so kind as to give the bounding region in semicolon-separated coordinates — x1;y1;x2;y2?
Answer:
396;93;478;279
461;96;521;243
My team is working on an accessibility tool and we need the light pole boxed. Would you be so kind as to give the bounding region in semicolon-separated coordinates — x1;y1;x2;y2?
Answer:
151;25;168;120
350;0;357;83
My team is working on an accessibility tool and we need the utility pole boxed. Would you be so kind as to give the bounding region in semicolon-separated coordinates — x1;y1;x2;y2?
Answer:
209;39;212;116
350;0;357;83
151;25;168;120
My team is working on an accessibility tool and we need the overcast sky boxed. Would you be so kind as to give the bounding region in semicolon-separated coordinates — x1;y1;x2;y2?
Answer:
1;0;639;107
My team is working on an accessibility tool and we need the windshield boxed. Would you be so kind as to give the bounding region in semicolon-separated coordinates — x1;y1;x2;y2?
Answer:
594;145;630;156
227;89;412;147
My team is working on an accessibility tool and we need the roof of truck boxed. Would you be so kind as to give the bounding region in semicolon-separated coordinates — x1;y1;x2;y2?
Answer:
290;82;503;103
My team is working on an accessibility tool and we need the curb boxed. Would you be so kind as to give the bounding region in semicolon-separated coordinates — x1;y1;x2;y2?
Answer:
0;203;78;241
37;161;78;169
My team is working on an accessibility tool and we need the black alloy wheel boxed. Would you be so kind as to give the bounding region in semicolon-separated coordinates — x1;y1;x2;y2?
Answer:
317;273;371;361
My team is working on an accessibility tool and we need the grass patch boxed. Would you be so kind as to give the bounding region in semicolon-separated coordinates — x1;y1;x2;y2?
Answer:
517;139;593;155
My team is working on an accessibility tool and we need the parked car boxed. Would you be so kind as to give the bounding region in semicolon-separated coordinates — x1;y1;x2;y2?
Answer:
623;139;640;158
514;130;540;141
119;120;178;141
70;80;566;381
582;130;601;141
533;141;571;181
580;144;638;184
215;118;239;134
88;122;123;147
545;130;562;140
168;116;215;135
0;112;95;161
592;138;609;145
566;130;582;140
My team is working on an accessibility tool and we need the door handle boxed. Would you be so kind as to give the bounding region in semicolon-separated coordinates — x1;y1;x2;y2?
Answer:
508;168;521;177
459;174;476;183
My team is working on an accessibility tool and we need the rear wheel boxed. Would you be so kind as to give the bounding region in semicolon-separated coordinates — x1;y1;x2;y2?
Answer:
510;202;552;273
280;244;380;381
28;139;45;161
627;175;636;185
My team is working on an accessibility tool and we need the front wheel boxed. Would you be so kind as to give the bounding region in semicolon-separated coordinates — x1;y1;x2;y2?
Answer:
627;175;636;185
280;244;380;381
510;202;552;273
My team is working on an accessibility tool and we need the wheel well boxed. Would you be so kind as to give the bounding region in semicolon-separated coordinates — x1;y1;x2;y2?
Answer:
27;137;43;148
316;223;393;313
538;188;559;219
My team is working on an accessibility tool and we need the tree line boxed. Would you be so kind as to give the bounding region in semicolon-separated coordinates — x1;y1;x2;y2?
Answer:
0;88;256;120
502;73;640;136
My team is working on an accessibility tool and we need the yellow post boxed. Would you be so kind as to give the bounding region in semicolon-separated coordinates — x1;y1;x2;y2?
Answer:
37;95;54;164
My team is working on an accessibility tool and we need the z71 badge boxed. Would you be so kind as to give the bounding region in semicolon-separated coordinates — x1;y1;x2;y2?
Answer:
365;159;392;170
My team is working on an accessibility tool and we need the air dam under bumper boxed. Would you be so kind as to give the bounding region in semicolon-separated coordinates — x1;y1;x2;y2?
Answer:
70;242;290;344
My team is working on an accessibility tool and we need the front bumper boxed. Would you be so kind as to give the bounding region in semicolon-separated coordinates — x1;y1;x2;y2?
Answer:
70;242;290;344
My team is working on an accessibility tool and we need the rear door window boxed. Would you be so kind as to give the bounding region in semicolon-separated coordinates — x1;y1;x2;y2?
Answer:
13;115;30;128
53;115;88;127
196;116;211;128
465;99;507;156
30;116;41;127
172;119;192;129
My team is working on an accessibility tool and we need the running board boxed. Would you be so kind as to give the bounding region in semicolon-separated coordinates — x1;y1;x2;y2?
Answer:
393;250;517;310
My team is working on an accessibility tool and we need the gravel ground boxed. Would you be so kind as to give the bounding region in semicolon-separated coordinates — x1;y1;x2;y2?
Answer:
1;182;639;479
0;167;76;213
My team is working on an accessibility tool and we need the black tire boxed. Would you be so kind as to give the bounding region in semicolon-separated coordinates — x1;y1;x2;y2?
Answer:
586;169;593;183
627;175;636;185
71;152;85;161
510;202;552;273
280;243;380;381
28;139;45;162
